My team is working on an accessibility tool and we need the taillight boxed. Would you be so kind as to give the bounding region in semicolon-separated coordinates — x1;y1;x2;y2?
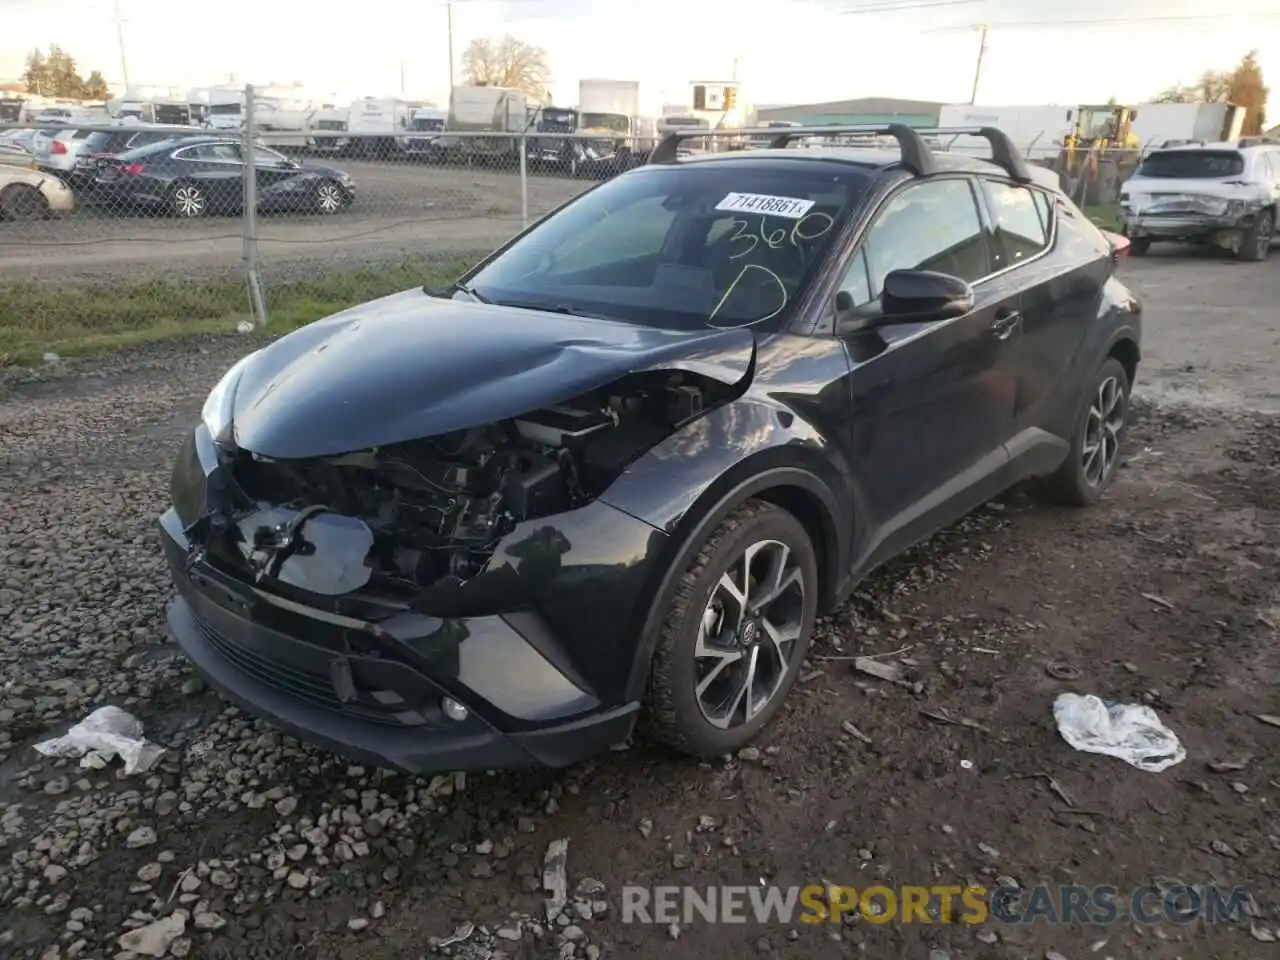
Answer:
51;140;67;154
121;163;146;177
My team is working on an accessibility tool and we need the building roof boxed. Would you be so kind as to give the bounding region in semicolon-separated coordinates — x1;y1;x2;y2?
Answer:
757;96;945;117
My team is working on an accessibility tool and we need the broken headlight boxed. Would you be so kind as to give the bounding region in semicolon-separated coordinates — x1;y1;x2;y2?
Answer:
201;350;260;443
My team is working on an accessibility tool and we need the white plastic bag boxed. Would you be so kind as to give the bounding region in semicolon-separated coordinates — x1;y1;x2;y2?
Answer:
34;705;166;775
1053;693;1186;773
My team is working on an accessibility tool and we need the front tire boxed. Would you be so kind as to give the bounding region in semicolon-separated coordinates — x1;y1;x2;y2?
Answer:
1237;209;1273;262
643;500;819;757
1045;356;1130;507
1128;237;1151;257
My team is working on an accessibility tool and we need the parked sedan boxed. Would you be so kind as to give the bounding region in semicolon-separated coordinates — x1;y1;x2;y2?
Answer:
95;136;355;217
160;125;1141;773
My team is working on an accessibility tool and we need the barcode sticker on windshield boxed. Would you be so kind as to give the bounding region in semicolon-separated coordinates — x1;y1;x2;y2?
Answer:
716;192;815;219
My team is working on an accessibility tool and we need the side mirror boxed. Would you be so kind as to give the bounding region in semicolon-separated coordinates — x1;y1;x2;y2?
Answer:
835;269;974;337
880;269;975;323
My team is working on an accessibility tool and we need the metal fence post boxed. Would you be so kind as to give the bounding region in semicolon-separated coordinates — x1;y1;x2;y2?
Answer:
241;83;269;328
519;130;529;228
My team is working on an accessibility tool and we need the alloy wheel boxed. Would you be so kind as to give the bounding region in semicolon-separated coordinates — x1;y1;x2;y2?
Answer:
694;539;806;729
173;185;204;218
316;182;344;214
1082;375;1125;487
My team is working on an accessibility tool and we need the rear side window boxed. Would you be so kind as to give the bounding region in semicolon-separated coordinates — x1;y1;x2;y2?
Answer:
1138;150;1244;179
981;181;1053;267
183;143;241;162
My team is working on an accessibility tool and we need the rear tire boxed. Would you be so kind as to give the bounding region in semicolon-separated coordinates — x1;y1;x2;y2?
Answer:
1128;237;1151;257
1237;209;1273;262
314;180;347;215
170;182;207;218
1044;356;1130;507
643;500;819;758
0;184;49;221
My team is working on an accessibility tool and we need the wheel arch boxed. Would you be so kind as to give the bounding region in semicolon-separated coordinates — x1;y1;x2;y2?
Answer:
621;464;845;702
1107;335;1140;389
0;181;46;219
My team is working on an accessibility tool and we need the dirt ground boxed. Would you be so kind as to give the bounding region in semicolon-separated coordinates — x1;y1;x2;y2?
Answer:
1;255;1278;960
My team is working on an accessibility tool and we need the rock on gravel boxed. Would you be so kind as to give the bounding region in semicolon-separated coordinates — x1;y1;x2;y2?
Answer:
117;911;186;957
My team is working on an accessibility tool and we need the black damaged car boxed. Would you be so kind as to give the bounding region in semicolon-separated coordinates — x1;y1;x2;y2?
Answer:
95;135;354;217
160;124;1142;773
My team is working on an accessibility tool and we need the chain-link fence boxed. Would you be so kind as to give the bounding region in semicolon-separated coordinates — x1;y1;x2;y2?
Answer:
2;96;1148;331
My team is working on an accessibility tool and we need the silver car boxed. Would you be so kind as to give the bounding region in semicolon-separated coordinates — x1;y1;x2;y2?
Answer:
31;127;177;186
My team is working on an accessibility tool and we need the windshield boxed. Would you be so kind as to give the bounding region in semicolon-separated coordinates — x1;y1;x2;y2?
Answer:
580;112;629;134
155;105;191;124
1138;150;1244;179
464;163;866;331
537;110;576;133
411;117;445;132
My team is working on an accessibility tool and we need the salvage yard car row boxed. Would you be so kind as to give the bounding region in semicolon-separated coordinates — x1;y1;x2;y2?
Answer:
1;132;357;219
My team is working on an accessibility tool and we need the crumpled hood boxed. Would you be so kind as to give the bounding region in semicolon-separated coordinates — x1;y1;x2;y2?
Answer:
231;288;755;459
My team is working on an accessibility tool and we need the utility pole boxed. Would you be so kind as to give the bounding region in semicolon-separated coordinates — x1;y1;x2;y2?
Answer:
399;59;406;95
447;0;456;92
114;0;131;91
968;24;987;105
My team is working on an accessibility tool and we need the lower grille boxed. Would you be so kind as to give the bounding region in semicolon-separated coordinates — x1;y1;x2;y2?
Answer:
190;606;444;729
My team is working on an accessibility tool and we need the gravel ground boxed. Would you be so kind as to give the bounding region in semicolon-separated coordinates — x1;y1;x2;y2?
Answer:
0;161;588;284
1;259;1278;960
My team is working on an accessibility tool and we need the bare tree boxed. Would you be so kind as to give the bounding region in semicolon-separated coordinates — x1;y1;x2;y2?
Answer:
1152;69;1231;104
1227;50;1268;135
461;36;551;100
1151;53;1268;134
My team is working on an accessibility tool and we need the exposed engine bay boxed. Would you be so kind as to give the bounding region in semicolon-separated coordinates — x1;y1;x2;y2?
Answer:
219;371;719;607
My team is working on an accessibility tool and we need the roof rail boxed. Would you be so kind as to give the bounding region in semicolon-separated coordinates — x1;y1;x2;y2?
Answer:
913;126;1032;183
1238;136;1280;147
646;123;937;177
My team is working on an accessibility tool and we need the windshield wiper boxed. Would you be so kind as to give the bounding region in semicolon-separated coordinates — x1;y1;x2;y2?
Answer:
423;280;491;303
491;299;609;320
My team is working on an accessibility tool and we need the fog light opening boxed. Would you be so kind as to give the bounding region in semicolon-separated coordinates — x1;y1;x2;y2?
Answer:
441;697;469;722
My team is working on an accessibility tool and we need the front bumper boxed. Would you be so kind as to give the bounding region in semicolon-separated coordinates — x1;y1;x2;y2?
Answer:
159;505;641;773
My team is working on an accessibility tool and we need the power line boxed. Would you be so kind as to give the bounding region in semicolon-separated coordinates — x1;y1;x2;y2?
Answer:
926;11;1280;32
836;0;982;13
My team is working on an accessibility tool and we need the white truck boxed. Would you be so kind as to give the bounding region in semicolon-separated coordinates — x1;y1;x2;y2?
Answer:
447;85;529;163
306;106;351;155
578;79;651;154
345;97;422;157
937;104;1074;159
1128;102;1247;150
253;93;317;152
402;106;450;160
203;87;245;131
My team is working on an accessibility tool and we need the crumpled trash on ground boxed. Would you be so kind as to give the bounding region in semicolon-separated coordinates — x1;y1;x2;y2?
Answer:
34;705;166;774
1053;693;1186;773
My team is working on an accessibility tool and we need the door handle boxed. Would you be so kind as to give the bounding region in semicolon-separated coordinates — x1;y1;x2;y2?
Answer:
992;309;1021;340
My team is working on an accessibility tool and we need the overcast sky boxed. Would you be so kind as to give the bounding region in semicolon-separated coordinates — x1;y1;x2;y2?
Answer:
1;0;1277;113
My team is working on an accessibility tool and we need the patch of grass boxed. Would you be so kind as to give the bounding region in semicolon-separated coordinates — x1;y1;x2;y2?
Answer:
1084;202;1122;232
0;260;469;367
